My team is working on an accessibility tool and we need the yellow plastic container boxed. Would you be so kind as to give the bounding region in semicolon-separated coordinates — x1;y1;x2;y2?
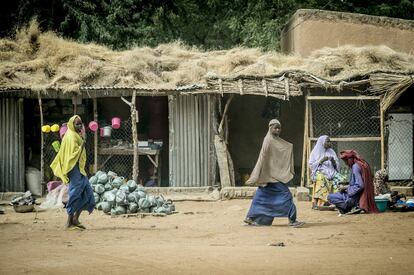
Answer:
41;125;51;133
50;124;60;132
51;140;61;152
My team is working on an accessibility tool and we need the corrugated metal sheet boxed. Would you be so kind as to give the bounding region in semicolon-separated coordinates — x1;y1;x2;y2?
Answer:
169;95;210;187
0;98;25;192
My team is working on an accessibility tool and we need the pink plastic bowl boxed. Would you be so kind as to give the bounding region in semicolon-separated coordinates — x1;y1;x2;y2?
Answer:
88;121;98;131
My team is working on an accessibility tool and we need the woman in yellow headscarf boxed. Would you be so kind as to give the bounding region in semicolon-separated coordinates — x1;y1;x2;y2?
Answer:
50;115;95;229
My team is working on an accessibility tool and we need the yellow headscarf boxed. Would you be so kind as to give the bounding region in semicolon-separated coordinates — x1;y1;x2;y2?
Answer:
50;115;87;184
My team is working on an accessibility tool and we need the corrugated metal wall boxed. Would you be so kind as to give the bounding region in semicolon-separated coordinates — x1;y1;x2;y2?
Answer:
0;98;25;192
169;95;210;187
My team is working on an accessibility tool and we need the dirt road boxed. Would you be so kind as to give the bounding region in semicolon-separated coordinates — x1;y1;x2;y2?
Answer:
1;199;413;274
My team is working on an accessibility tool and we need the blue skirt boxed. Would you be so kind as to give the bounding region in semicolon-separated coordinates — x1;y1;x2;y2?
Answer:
247;182;296;225
66;165;95;215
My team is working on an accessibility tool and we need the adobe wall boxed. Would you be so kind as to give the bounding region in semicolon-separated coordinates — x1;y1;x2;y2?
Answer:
281;9;414;57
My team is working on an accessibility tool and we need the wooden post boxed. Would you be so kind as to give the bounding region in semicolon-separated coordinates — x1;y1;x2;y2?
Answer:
215;95;235;187
73;95;77;114
218;95;234;136
308;99;314;139
93;98;98;173
380;100;385;170
300;96;309;187
307;96;313;187
131;91;139;183
307;139;311;187
209;96;217;186
37;94;45;194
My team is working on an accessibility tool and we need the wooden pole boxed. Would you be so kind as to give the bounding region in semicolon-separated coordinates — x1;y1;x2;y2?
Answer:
209;96;217;186
131;91;139;183
73;95;77;114
307;96;381;100
37;94;45;194
309;99;314;139
215;95;235;187
300;96;309;187
93;98;98;173
380;100;385;170
307;139;311;187
218;95;234;136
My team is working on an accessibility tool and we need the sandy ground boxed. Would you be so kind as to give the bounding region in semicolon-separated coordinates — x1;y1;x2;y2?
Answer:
0;199;413;275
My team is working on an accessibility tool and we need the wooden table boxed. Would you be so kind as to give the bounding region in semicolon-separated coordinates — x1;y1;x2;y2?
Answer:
98;147;161;185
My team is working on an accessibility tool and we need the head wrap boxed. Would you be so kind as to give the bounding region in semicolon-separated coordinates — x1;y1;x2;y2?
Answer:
50;115;87;183
268;119;281;127
246;119;294;186
308;135;340;180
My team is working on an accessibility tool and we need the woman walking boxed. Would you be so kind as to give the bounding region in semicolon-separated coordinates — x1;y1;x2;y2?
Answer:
244;119;305;227
50;115;95;229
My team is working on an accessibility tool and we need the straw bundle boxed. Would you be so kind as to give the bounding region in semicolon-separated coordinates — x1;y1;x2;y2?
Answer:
1;21;414;94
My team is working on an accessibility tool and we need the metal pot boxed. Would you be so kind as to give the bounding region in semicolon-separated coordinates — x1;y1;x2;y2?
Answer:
101;126;112;137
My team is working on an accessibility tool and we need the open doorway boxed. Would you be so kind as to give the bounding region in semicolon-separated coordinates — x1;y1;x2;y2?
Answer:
227;95;305;186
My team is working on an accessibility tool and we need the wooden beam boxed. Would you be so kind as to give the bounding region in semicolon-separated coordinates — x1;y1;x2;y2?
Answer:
238;79;244;95
73;95;77;114
380;100;385;170
218;95;234;136
37;93;44;194
262;79;268;97
307;96;381;100
309;137;381;141
131;91;139;183
301;96;309;187
284;78;290;100
93;98;98;173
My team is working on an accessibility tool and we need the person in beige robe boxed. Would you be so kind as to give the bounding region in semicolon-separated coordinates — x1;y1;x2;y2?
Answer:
244;119;305;227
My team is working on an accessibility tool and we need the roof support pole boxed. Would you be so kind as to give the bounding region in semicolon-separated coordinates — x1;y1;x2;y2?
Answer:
131;90;139;183
93;98;98;174
37;93;45;195
301;95;309;187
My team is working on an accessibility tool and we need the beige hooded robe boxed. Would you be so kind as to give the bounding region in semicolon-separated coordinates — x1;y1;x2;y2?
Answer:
246;119;294;187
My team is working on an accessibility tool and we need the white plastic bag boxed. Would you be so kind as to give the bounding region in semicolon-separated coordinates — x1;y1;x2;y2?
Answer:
39;184;68;209
25;167;42;196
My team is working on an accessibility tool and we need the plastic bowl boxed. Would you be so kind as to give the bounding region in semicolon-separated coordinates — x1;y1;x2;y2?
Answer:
375;198;388;212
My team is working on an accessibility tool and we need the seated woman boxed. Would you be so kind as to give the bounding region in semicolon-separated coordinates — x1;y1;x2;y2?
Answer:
328;150;379;214
309;135;344;209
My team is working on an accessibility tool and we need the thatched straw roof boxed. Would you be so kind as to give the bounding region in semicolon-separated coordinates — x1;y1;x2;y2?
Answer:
1;21;414;96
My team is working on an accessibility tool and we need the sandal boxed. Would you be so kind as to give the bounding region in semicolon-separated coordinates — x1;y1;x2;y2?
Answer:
244;218;262;226
74;223;86;229
289;221;305;228
67;225;84;231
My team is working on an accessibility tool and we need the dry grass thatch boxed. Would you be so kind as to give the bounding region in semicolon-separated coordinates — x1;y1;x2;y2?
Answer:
1;21;414;93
